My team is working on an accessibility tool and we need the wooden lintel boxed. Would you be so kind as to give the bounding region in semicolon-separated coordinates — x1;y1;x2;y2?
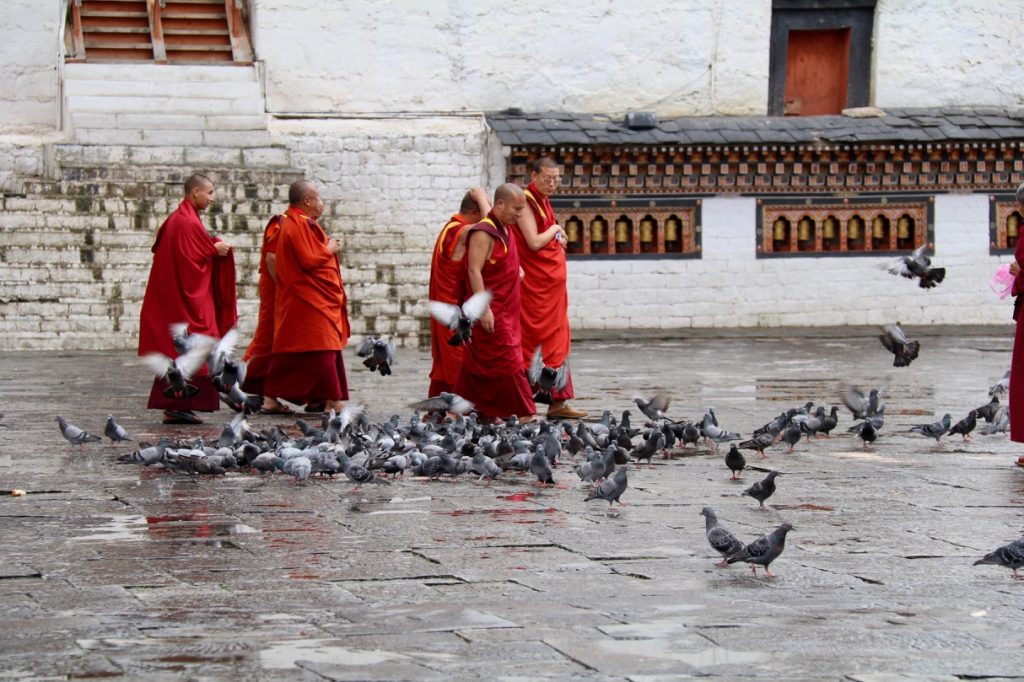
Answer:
147;0;167;63
224;0;254;63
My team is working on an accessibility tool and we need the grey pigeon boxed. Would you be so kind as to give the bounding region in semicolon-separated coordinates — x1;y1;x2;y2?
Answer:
584;465;628;506
948;410;977;442
527;345;570;399
855;419;878;448
409;392;474;415
724;444;746;479
780;422;802;452
975;395;1000;423
742;470;781;510
884;244;945;289
702;412;740;450
632;430;664;467
989;370;1010;397
726;522;794;577
104;414;132;444
356;336;397;376
141;344;211;399
701;507;745;567
974;537;1024;580
679;421;701;448
117;437;168;465
56;416;101;450
738;432;773;459
843;387;881;420
340;454;390;489
470;452;502;481
980;406;1009;435
819;406;839;437
576;448;606;483
634;391;673;422
879;323;920;367
529;450;555;486
908;413;951;444
250;453;285;474
427;290;492;346
284;455;312;483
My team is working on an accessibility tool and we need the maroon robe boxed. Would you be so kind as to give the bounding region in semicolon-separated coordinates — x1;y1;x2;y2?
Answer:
454;213;536;419
1010;238;1024;442
138;198;237;411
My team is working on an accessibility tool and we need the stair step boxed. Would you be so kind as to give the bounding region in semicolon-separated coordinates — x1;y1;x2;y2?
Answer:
71;112;268;131
64;78;260;100
66;94;261;115
54;144;295;170
64;62;256;83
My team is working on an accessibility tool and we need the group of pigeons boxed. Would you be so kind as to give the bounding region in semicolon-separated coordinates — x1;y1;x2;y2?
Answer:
876;245;947;367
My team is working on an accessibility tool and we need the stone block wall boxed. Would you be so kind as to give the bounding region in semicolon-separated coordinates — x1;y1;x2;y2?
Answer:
0;1;61;133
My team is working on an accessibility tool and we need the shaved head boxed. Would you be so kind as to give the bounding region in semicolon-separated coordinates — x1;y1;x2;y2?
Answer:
289;179;317;206
184;173;212;194
494;183;524;205
184;173;214;211
492;183;527;224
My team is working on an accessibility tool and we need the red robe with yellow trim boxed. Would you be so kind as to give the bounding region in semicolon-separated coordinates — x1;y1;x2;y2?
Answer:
454;213;536;419
427;213;471;396
511;181;574;401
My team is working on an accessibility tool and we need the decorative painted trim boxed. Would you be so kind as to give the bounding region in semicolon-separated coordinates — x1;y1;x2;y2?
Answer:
990;193;1022;254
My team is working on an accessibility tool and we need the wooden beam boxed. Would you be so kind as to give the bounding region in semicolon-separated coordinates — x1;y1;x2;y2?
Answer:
224;0;253;63
69;0;86;61
147;0;167;63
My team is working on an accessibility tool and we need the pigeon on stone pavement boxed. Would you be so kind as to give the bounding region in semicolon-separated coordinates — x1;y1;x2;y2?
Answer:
356;336;397;376
726;522;794;577
103;414;131;444
632;429;664;467
576;448;607;483
701;413;740;450
284;455;312;483
56;416;101;450
780;422;803;453
742;470;781;510
529;450;555;486
973;537;1024;580
883;244;946;289
470;452;502;481
700;507;745;567
855;419;878;448
907;413;951;444
980;406;1009;435
842;386;881;420
724;444;746;479
879;323;920;367
634;391;673;422
948;410;978;442
819;406;839;437
408;392;474;415
117;437;168;465
975;395;1001;423
427;290;492;346
584;465;628;506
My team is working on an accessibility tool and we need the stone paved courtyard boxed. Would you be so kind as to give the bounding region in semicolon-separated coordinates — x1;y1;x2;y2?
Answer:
2;328;1024;680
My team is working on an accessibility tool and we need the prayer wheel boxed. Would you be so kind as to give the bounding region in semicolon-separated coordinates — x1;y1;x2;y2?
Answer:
823;216;838;240
897;215;912;240
871;215;887;240
797;216;813;242
590;216;607;243
614;217;631;244
565;216;582;243
665;215;681;242
639;217;656;243
847;215;864;241
772;217;787;241
1009;213;1020;239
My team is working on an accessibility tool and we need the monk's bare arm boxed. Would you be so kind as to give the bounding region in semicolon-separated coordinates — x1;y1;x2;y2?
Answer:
470;187;492;216
517;207;565;251
466;230;495;333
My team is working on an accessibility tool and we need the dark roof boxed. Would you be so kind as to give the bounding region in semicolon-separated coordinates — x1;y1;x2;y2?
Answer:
486;107;1024;147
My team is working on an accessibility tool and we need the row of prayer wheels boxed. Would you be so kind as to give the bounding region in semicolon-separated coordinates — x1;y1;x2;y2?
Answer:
562;213;690;254
768;213;918;253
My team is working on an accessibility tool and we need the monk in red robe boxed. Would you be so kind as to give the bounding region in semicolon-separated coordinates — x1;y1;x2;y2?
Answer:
1009;183;1024;465
264;180;351;414
454;184;536;422
138;174;237;425
240;214;291;413
427;187;490;396
511;157;587;419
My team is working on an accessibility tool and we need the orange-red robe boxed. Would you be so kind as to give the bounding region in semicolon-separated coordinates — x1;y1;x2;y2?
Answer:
428;213;471;396
264;206;350;403
1010;237;1024;442
454;213;536;419
138;198;237;411
240;215;282;396
511;181;574;401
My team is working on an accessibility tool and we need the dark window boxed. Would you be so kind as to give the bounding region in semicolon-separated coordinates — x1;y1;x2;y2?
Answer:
768;0;876;116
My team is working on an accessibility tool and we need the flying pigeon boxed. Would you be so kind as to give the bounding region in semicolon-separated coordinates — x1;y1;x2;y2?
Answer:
356;336;397;376
634;391;673;422
724;444;746;479
427;290;493;346
843;387;881;420
726;522;794;577
408;392;474;415
879;323;920;367
908;413;951;444
527;345;570;400
700;507;745;567
584;465;628;506
207;327;244;388
141;344;211;399
884;244;946;289
973;537;1024;580
56;416;101;450
169;322;215;356
742;470;781;510
103;415;132;444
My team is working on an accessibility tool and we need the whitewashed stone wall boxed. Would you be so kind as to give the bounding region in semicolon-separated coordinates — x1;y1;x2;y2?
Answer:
566;194;1016;332
0;0;61;132
874;0;1024;109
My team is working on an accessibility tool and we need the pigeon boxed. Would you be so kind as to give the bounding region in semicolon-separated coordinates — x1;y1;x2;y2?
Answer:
206;327;243;388
726;522;794;577
975;395;1001;423
632;430;664;468
408;392;474;415
117;437;168;465
527;345;570;399
724;444;746;479
700;507;745;567
780;422;802;453
56;416;101;450
634;391;673;422
819;406;839;437
427;290;493;346
470;452;502;481
250;453;285;474
679;421;701;448
283;455;312;483
843;387;881;420
355;336;397;376
974;538;1024;580
855;419;878;448
340;454;390;489
980;406;1009;435
103;415;132;444
701;412;740;450
740;432;775;459
908;413;951;444
141;344;211;399
576;448;607;483
948;410;977;442
742;470;781;510
584;465;628;506
879;323;920;367
989;370;1010;397
529;450;555;486
884;244;946;289
169;322;215;356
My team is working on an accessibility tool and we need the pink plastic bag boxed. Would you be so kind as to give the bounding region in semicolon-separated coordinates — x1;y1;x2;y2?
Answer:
990;263;1015;299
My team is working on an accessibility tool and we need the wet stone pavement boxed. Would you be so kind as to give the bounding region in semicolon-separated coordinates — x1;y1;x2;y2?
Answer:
2;328;1024;680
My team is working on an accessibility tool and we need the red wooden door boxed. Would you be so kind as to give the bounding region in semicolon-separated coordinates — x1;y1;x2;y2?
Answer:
783;28;850;116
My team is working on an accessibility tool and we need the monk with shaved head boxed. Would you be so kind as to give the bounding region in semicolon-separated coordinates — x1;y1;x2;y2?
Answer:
263;179;352;414
453;183;536;422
